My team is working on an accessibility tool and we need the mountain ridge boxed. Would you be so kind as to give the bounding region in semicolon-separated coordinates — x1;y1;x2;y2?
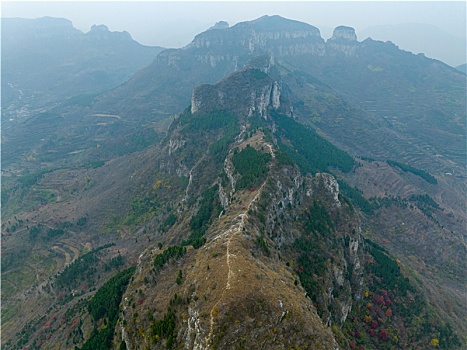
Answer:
1;16;164;122
1;14;465;350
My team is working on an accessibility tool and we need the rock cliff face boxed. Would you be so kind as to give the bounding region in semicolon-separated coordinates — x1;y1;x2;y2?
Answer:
188;15;325;57
191;68;281;117
258;168;365;328
85;24;133;41
87;17;368;122
330;26;358;41
327;26;359;56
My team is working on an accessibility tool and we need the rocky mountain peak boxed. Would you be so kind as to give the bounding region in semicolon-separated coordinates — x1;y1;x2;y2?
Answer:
330;25;357;41
208;20;229;30
86;24;132;41
34;16;75;29
1;16;81;43
326;26;359;57
191;68;281;118
90;24;110;32
187;15;325;56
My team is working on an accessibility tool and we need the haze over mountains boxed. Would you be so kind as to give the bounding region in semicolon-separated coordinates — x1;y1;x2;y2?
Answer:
1;15;465;350
2;17;164;119
360;23;466;68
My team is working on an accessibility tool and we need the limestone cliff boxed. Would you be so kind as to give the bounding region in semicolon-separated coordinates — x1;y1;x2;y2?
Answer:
327;26;359;57
191;68;282;118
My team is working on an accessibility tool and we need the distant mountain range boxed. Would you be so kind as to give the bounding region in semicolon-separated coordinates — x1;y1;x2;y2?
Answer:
2;17;164;119
359;23;466;68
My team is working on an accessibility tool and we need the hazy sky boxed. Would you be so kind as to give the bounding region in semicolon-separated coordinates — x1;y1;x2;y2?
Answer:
2;1;466;48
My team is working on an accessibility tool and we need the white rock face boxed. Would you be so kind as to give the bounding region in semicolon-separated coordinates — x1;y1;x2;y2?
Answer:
330;26;357;41
315;173;341;207
176;163;189;177
349;236;362;272
340;300;352;323
271;81;281;109
328;26;358;57
169;137;186;155
218;180;230;209
184;307;205;350
328;42;357;57
247;81;281;118
333;266;345;287
191;91;202;114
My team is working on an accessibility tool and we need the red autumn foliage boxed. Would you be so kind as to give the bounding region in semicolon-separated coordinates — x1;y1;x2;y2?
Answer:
378;329;389;340
371;320;379;329
373;294;385;306
386;308;393;317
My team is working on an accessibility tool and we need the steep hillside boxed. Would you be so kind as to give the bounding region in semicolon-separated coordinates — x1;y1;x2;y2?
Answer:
2;68;463;350
287;26;466;172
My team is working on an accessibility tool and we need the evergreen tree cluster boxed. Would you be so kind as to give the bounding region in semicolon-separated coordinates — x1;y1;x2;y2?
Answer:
149;293;188;349
177;109;240;164
231;145;271;190
153;245;187;272
293;201;334;308
55;244;115;290
183;185;222;248
81;266;135;350
150;308;176;348
338;180;374;215
365;240;413;296
409;193;440;209
272;111;355;174
179;109;235;132
387;160;437;184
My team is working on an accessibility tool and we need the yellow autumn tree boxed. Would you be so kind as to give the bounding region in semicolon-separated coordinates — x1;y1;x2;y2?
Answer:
430;338;439;347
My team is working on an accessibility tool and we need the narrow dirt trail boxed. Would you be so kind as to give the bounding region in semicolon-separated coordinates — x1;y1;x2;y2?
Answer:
183;154;207;204
205;136;273;348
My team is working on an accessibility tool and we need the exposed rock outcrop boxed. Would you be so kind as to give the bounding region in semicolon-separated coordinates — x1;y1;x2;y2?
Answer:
191;68;281;117
330;26;357;41
208;21;229;31
327;26;358;56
